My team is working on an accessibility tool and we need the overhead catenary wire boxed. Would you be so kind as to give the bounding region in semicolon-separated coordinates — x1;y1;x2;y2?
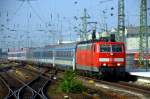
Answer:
99;0;113;4
9;1;25;22
27;1;46;24
0;1;25;31
2;1;47;33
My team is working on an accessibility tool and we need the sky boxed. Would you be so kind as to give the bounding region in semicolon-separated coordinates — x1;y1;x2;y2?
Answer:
0;0;150;49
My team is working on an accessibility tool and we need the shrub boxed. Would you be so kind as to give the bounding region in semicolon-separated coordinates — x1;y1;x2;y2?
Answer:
60;70;85;93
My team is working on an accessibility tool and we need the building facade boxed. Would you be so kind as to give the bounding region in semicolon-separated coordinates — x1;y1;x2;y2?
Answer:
126;26;150;71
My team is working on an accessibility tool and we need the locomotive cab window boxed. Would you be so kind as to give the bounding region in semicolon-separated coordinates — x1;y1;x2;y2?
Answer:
100;45;111;52
100;44;123;52
112;45;122;52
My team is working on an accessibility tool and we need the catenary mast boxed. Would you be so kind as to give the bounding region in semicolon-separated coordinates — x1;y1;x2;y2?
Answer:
118;0;125;42
139;0;148;69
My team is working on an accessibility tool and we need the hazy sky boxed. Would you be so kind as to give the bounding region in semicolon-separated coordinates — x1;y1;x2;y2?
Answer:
0;0;150;49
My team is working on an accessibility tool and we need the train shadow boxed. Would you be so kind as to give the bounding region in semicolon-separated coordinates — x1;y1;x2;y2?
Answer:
121;72;138;82
102;72;138;82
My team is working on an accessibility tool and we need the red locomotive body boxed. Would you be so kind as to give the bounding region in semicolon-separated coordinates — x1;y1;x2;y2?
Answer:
76;40;126;76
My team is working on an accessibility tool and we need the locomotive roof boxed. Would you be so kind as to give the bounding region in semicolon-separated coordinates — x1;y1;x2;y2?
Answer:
78;39;124;45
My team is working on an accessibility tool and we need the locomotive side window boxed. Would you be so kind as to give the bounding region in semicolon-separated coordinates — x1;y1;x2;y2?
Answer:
112;45;122;52
48;51;53;57
34;52;40;58
100;45;111;52
77;44;92;50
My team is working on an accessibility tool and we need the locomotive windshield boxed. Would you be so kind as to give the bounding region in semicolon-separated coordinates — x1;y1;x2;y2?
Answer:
100;45;111;52
112;45;122;52
100;44;123;52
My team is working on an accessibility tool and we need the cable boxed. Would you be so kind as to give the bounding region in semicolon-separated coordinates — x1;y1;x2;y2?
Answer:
0;1;25;32
99;0;113;4
10;1;25;22
27;1;45;24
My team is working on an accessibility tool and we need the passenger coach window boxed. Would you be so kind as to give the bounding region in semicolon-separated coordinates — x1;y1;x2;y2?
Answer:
112;45;122;52
100;45;111;52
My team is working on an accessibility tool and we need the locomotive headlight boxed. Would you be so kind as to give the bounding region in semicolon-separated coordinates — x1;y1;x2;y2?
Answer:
110;53;114;56
103;63;106;66
117;63;121;66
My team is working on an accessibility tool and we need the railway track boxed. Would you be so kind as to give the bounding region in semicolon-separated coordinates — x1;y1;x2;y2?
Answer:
0;71;24;99
0;64;53;99
11;66;51;99
0;76;9;99
18;64;150;98
134;76;150;88
79;75;150;97
22;65;56;79
118;81;150;94
18;75;50;99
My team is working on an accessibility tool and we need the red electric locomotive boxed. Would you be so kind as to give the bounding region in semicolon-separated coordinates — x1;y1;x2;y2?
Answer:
76;35;126;77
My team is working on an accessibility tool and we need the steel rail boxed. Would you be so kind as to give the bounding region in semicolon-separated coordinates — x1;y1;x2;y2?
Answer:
32;76;49;99
12;75;44;98
79;75;150;95
1;73;22;99
0;76;16;99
